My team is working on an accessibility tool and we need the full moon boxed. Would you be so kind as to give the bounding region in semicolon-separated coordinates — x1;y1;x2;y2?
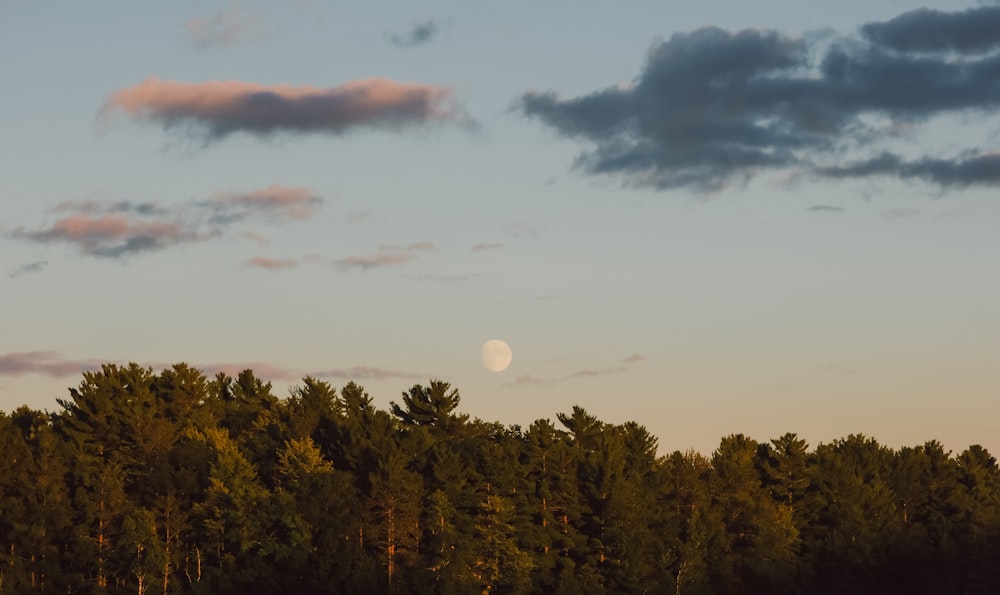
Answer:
481;339;512;372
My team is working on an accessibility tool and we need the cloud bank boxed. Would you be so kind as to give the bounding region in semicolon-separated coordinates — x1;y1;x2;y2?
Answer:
518;6;1000;191
102;77;468;142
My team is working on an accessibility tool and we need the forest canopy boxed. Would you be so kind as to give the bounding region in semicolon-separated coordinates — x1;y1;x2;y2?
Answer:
1;362;998;594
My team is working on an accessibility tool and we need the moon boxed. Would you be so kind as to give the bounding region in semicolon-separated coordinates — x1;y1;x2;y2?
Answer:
481;339;512;372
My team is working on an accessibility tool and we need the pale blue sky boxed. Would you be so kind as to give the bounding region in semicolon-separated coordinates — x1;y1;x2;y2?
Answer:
2;1;998;456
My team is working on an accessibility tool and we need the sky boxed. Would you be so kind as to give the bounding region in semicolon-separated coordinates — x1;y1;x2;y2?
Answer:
2;1;999;457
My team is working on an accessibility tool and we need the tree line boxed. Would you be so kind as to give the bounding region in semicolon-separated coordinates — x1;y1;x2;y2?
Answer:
1;362;998;594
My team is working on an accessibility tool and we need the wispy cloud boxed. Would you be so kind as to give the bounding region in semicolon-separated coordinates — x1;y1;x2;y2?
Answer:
7;260;48;278
333;252;415;270
622;353;644;363
881;208;922;221
242;231;271;247
471;242;504;252
245;256;298;270
332;241;434;271
313;365;422;381
807;205;844;214
101;77;470;143
202;185;321;224
7;185;321;259
568;366;627;379
198;361;302;381
518;6;1000;192
7;214;216;258
387;20;443;48
0;352;104;377
184;5;270;50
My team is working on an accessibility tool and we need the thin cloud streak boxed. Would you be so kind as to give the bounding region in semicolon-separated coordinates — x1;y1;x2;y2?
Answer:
245;257;298;270
101;77;470;143
471;242;504;252
8;260;48;278
518;6;1000;191
202;185;321;224
333;252;414;270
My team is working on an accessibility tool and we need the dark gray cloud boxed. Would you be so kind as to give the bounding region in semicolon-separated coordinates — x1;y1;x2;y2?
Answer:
101;77;470;143
861;6;1000;54
815;151;1000;187
388;20;441;48
7;260;48;278
518;8;1000;191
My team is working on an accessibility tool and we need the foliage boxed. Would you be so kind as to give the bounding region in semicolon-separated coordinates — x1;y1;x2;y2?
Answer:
0;364;997;594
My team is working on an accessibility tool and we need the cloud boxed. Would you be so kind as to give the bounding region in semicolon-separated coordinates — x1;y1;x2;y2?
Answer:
861;6;1000;54
379;242;435;252
471;242;504;252
0;352;104;377
333;252;415;270
7;214;216;258
881;207;922;221
198;361;301;381
101;77;469;143
387;20;442;48
807;205;844;213
518;8;1000;191
332;241;435;271
622;353;644;363
184;5;269;50
245;256;297;270
7;185;321;259
312;365;422;381
568;366;627;379
505;374;556;387
815;152;1000;187
202;185;321;224
242;231;271;246
8;260;48;278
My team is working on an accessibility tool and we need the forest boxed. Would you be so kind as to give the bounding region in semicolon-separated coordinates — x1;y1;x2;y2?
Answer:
1;362;998;594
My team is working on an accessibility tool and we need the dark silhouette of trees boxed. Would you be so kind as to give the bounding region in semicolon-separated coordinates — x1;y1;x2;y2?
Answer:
0;362;998;594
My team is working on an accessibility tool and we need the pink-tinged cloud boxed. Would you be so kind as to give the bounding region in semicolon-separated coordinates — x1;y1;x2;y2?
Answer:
204;185;321;223
0;352;104;377
471;242;504;252
333;252;414;270
8;214;215;258
101;77;469;141
185;5;269;50
245;256;297;270
622;353;644;363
